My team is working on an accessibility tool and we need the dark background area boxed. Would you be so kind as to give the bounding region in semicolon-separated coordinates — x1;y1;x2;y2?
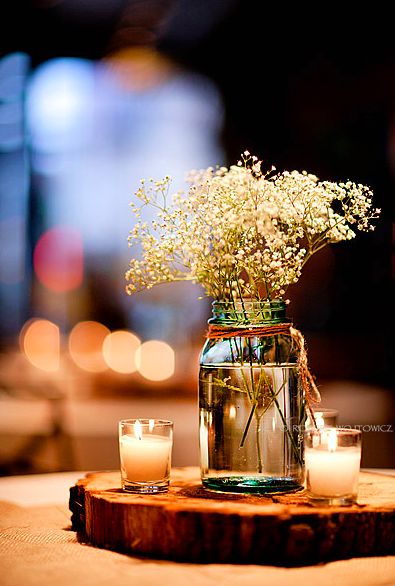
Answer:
4;0;392;383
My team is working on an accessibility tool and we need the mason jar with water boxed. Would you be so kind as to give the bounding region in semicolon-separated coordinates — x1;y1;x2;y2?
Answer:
199;300;305;494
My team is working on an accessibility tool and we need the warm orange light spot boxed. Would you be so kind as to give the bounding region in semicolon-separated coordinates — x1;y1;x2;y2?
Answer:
69;321;110;372
104;47;174;92
20;318;60;372
135;340;175;381
33;226;83;292
102;330;141;374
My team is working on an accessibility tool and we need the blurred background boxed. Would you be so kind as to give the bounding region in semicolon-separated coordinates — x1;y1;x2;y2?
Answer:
0;1;393;475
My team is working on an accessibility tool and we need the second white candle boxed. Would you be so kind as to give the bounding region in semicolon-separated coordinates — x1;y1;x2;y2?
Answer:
305;447;361;497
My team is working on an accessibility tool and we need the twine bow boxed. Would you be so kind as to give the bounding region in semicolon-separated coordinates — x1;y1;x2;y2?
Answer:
206;323;321;413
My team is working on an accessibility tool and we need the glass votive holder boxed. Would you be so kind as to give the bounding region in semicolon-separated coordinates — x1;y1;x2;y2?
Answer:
304;427;362;506
305;408;339;430
119;419;173;494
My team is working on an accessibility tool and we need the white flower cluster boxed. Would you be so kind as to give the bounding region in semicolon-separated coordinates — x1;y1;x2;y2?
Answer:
125;152;380;301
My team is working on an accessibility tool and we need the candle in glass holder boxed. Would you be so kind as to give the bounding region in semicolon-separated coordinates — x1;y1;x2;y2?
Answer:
304;428;362;506
119;419;173;493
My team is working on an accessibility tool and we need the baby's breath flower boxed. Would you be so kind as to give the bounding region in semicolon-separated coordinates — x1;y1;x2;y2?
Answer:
125;155;379;302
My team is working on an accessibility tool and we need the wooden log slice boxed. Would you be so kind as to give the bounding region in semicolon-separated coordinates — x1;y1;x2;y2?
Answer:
69;467;395;566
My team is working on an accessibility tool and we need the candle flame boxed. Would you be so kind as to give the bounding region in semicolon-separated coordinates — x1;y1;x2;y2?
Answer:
134;419;143;440
327;428;338;452
148;419;155;432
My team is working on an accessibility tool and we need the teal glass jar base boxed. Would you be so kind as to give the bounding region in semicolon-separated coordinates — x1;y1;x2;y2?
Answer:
202;476;304;495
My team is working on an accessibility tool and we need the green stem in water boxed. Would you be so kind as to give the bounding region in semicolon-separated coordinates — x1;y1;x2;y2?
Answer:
235;285;264;467
255;414;263;474
266;371;303;467
240;401;257;447
239;351;275;448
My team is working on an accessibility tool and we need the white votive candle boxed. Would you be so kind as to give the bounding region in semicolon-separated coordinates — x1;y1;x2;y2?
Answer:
120;433;172;482
119;419;173;493
305;447;361;496
304;427;362;505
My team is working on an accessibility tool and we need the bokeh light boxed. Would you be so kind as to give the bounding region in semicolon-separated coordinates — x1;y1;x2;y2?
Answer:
20;318;60;372
33;226;83;292
69;321;110;372
135;340;175;381
27;58;94;152
102;330;141;374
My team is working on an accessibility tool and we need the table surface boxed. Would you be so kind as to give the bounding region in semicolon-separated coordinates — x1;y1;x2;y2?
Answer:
0;469;395;586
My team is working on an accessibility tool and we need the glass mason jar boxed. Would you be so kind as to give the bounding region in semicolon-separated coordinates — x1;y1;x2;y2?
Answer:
199;300;305;494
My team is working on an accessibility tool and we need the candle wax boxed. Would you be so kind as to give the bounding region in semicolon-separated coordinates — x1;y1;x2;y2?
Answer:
120;434;172;482
305;447;361;497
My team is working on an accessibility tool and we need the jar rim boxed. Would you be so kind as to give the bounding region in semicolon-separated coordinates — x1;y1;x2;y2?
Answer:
210;299;289;325
212;299;285;308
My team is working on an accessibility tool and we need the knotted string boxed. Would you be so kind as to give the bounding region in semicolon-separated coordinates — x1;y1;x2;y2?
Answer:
206;322;321;416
